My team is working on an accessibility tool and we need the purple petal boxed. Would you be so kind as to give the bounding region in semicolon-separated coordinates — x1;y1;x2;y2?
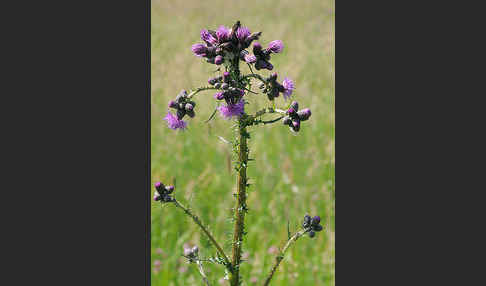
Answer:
244;54;257;64
216;25;230;42
268;40;284;53
191;43;207;57
236;26;251;42
282;77;295;99
200;29;218;45
164;111;187;130
218;99;245;119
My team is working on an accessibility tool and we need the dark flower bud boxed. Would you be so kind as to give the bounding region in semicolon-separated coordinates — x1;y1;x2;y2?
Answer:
254;59;266;70
214;91;225;100
297;108;312;121
245;32;262;47
214;55;223;65
311;215;321;226
308;231;316;238
179;103;185;110
268;72;278;82
221;83;229;90
186;109;195;118
302;214;311;228
208;77;220;85
289;101;299;111
287;107;296;115
175;90;187;103
155;182;165;192
153;191;161;201
313;224;323;232
185;103;194;111
165;185;175;194
253;42;263;54
291;120;300;132
176;109;186;120
214;82;222;89
168;100;178;109
223;71;231;83
282;116;292;126
206;57;215;64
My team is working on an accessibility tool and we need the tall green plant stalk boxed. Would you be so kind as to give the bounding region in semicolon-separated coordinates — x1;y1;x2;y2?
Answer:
229;56;248;286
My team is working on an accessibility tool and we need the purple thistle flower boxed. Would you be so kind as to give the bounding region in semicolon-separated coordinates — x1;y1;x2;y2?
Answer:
236;26;251;42
164;111;187;130
200;29;218;45
218;99;245;119
216;25;230;42
268;40;284;53
191;43;207;57
214;55;223;65
282;77;295;99
244;54;257;64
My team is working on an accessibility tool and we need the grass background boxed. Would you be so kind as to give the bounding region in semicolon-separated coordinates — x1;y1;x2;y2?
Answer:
151;0;334;285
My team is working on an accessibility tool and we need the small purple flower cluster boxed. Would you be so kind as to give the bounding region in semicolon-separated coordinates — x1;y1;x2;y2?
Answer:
302;214;323;238
264;72;295;101
209;71;246;119
165;90;197;130
192;21;261;66
244;40;284;71
282;101;311;132
183;244;199;263
153;182;175;203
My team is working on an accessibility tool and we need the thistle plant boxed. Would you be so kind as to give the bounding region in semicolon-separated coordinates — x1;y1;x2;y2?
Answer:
156;21;321;286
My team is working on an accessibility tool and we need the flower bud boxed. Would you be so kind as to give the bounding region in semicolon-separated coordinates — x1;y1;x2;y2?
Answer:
223;71;231;83
313;224;323;232
191;43;207;57
221;83;229;90
165;185;175;194
302;214;311;228
309;231;316;238
311;215;321;225
186;109;195;118
214;91;225;100
291;120;300;132
155;182;165;192
282;116;292;125
214;55;223;65
287;107;296;115
185;103;194;111
191;246;199;255
214;82;222;89
268;40;284;53
290;101;299;111
268;72;278;82
168;100;178;109
297;108;312;121
176;109;186;120
153;191;161;201
208;77;218;85
244;54;257;64
253;42;262;54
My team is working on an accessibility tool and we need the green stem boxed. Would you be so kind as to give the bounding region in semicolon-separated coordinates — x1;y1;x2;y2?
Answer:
263;230;307;286
172;200;232;270
187;86;219;99
229;52;248;286
196;261;211;286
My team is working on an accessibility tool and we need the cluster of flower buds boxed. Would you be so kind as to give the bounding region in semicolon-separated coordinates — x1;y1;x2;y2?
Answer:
208;71;246;119
192;21;261;66
244;40;284;71
183;245;199;263
153;182;175;203
165;90;197;130
261;72;294;100
282;101;311;132
302;214;323;238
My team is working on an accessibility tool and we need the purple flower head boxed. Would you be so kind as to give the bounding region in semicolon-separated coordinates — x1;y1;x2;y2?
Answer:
153;192;161;201
154;181;175;202
164;111;187;130
216;25;230;42
218;99;245;119
200;29;218;45
236;26;251;42
165;185;175;194
244;54;257;64
268;40;284;53
191;43;207;57
155;182;164;191
214;55;223;65
282;77;295;99
288;107;296;115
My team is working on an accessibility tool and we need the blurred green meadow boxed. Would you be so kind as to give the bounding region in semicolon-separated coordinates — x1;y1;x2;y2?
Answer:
151;0;334;285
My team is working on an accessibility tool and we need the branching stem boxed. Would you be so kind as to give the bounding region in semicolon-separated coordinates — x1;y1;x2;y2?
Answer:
196;260;211;286
263;229;308;286
187;86;219;99
172;200;232;271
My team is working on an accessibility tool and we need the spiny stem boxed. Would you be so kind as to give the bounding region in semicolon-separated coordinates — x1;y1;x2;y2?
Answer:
196;261;211;286
172;200;232;271
187;86;219;99
263;230;307;286
230;120;248;286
